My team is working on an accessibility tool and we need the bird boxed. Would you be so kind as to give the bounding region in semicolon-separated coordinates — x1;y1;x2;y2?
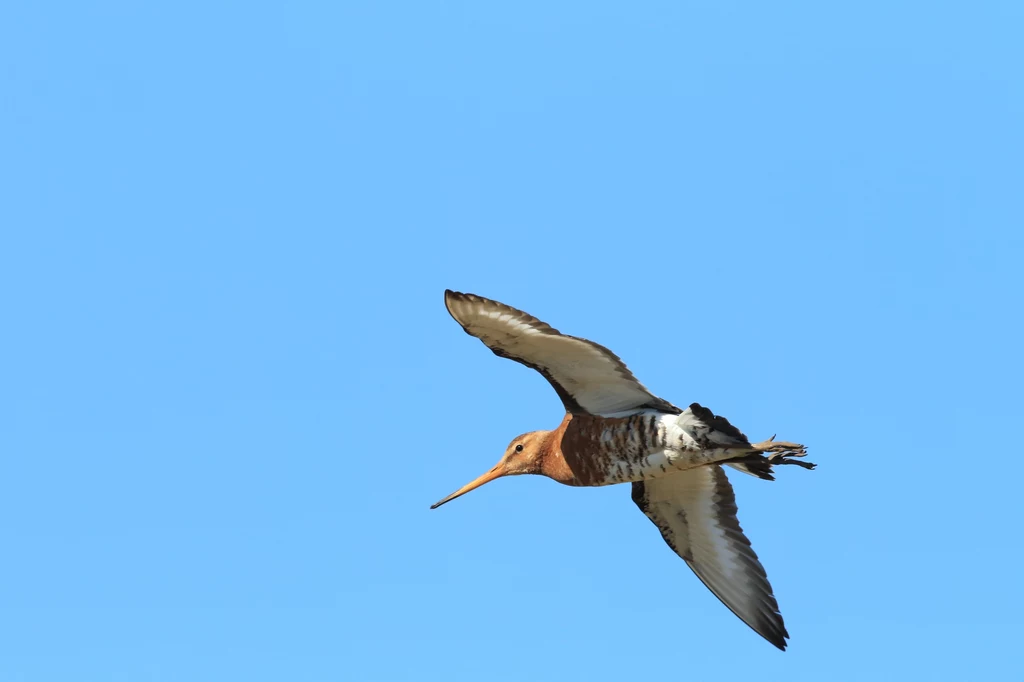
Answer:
431;290;815;651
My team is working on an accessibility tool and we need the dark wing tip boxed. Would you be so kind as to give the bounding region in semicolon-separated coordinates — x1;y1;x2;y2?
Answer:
759;614;789;651
766;630;788;651
687;566;790;651
749;604;790;651
443;289;464;309
443;290;479;332
444;289;489;316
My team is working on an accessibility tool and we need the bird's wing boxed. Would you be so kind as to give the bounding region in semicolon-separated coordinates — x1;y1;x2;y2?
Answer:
444;290;679;416
631;466;789;650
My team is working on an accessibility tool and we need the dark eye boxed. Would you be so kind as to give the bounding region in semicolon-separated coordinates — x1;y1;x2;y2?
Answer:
515;444;524;453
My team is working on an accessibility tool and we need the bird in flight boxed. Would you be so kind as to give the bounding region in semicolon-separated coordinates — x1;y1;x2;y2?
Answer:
431;290;815;651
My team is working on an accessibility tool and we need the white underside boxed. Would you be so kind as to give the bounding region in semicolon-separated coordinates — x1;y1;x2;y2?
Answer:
600;409;751;484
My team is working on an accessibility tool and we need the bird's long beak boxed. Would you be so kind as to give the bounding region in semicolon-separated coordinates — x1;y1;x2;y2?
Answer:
430;463;504;509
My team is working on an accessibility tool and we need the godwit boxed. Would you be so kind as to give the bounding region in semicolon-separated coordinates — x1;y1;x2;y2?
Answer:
431;291;815;651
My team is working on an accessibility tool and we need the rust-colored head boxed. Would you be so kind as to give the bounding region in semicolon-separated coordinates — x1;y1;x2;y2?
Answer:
430;431;549;509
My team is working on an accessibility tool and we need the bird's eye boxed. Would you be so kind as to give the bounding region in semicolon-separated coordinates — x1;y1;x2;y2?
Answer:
515;444;524;453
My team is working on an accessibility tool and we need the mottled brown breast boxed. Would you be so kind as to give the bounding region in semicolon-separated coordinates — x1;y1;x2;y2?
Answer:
557;412;666;486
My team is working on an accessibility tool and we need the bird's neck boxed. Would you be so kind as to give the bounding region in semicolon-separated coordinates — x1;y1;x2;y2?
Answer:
537;414;581;486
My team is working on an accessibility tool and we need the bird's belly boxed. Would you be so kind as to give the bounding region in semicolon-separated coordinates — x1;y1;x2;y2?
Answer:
597;450;679;485
570;448;728;486
559;411;749;486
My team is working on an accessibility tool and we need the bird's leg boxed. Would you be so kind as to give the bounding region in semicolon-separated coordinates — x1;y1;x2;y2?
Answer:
750;435;815;470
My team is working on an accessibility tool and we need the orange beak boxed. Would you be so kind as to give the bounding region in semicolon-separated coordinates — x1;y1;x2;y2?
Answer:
430;462;505;509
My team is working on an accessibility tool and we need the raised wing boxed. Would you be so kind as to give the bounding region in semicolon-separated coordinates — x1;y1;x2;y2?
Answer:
631;466;789;650
444;290;679;416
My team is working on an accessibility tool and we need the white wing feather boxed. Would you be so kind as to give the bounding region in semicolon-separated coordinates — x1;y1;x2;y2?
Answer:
445;291;678;416
632;465;789;650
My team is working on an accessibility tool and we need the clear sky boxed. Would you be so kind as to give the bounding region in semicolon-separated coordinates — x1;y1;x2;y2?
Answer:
2;2;1023;681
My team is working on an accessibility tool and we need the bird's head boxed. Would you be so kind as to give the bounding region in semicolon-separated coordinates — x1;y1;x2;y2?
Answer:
430;431;548;509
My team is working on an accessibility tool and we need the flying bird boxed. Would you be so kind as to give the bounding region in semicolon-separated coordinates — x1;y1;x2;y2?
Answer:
431;290;815;651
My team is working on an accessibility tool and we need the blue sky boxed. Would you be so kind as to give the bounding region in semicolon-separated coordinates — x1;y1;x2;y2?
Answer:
2;1;1023;680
